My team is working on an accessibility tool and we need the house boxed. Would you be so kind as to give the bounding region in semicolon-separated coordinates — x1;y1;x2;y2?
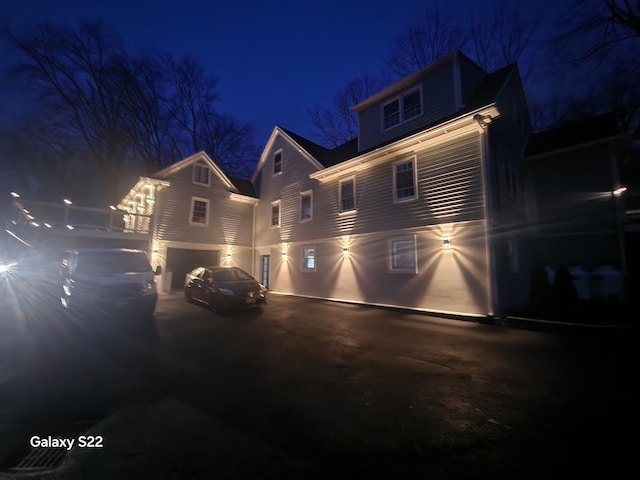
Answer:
250;50;530;318
523;113;635;301
118;50;534;319
118;151;258;292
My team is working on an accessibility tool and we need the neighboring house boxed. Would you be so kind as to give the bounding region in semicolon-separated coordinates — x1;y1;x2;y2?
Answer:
523;113;635;300
251;50;530;317
118;151;258;292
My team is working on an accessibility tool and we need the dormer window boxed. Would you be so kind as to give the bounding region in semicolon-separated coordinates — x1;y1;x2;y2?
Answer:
192;164;210;186
382;86;423;131
273;150;283;175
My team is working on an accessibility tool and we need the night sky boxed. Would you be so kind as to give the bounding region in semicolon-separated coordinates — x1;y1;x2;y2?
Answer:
1;0;572;148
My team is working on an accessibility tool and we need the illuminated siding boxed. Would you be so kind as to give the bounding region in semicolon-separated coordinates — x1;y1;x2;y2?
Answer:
315;131;484;238
153;164;254;247
254;136;322;247
253;130;490;316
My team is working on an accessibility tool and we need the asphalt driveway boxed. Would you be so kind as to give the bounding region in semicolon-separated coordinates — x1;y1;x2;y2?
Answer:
0;293;638;478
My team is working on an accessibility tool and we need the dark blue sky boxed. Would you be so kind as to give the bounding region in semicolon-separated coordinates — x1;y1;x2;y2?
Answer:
1;0;570;148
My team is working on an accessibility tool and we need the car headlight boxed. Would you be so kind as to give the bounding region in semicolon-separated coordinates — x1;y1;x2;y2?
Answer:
145;280;157;293
217;287;234;296
0;262;17;276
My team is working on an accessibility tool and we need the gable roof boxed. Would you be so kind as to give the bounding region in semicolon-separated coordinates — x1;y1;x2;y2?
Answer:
526;113;621;158
250;127;326;182
153;151;242;194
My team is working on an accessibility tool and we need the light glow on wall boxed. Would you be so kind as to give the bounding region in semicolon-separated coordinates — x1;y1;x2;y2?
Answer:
613;186;628;196
10;192;20;198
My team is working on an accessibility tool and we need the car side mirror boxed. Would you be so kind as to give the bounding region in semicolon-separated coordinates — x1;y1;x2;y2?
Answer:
154;266;162;275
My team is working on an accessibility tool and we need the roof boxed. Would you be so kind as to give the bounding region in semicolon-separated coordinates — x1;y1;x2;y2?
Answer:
227;176;257;198
278;127;359;168
526;113;621;157
278;64;516;167
352;50;482;112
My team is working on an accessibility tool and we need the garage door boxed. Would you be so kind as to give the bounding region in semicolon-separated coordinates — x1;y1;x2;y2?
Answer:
166;248;220;291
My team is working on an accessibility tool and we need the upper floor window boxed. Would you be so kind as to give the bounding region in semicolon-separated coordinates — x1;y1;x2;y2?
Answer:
382;87;423;131
271;200;281;228
193;164;210;186
300;190;313;222
393;157;418;203
339;177;356;212
273;150;283;175
190;197;209;226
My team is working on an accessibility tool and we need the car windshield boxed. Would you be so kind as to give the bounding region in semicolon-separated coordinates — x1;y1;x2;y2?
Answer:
74;251;151;275
212;268;253;282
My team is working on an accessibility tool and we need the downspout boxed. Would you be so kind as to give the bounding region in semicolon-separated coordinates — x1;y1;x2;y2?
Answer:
476;115;498;318
251;202;257;277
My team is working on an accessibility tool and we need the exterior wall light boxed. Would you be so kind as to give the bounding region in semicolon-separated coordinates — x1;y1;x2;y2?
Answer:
44;223;52;228
613;186;628;196
10;192;20;198
66;224;74;230
442;236;452;249
342;245;350;257
63;198;72;205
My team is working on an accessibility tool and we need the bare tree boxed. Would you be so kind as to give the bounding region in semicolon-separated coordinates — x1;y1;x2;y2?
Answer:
2;21;259;202
387;7;467;79
559;0;640;61
164;54;260;176
469;7;538;78
308;74;381;147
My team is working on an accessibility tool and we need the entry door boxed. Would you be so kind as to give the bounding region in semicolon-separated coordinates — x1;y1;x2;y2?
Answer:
260;255;270;288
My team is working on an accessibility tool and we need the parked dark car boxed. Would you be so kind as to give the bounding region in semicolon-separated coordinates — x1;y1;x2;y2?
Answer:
60;249;161;320
184;266;267;311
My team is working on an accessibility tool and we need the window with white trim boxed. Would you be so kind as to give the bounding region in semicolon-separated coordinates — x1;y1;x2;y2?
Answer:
190;197;209;226
339;177;356;212
393;157;418;202
302;246;316;272
389;236;417;273
382;87;422;131
273;150;282;175
300;190;313;222
270;200;281;228
192;164;210;186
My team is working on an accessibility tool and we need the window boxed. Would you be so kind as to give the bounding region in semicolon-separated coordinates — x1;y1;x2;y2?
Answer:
190;197;209;226
382;87;423;131
393;157;418;202
403;89;422;120
273;150;282;175
192;164;210;186
383;100;400;129
270;200;281;228
339;177;356;212
302;246;316;272
300;190;313;222
389;236;417;273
